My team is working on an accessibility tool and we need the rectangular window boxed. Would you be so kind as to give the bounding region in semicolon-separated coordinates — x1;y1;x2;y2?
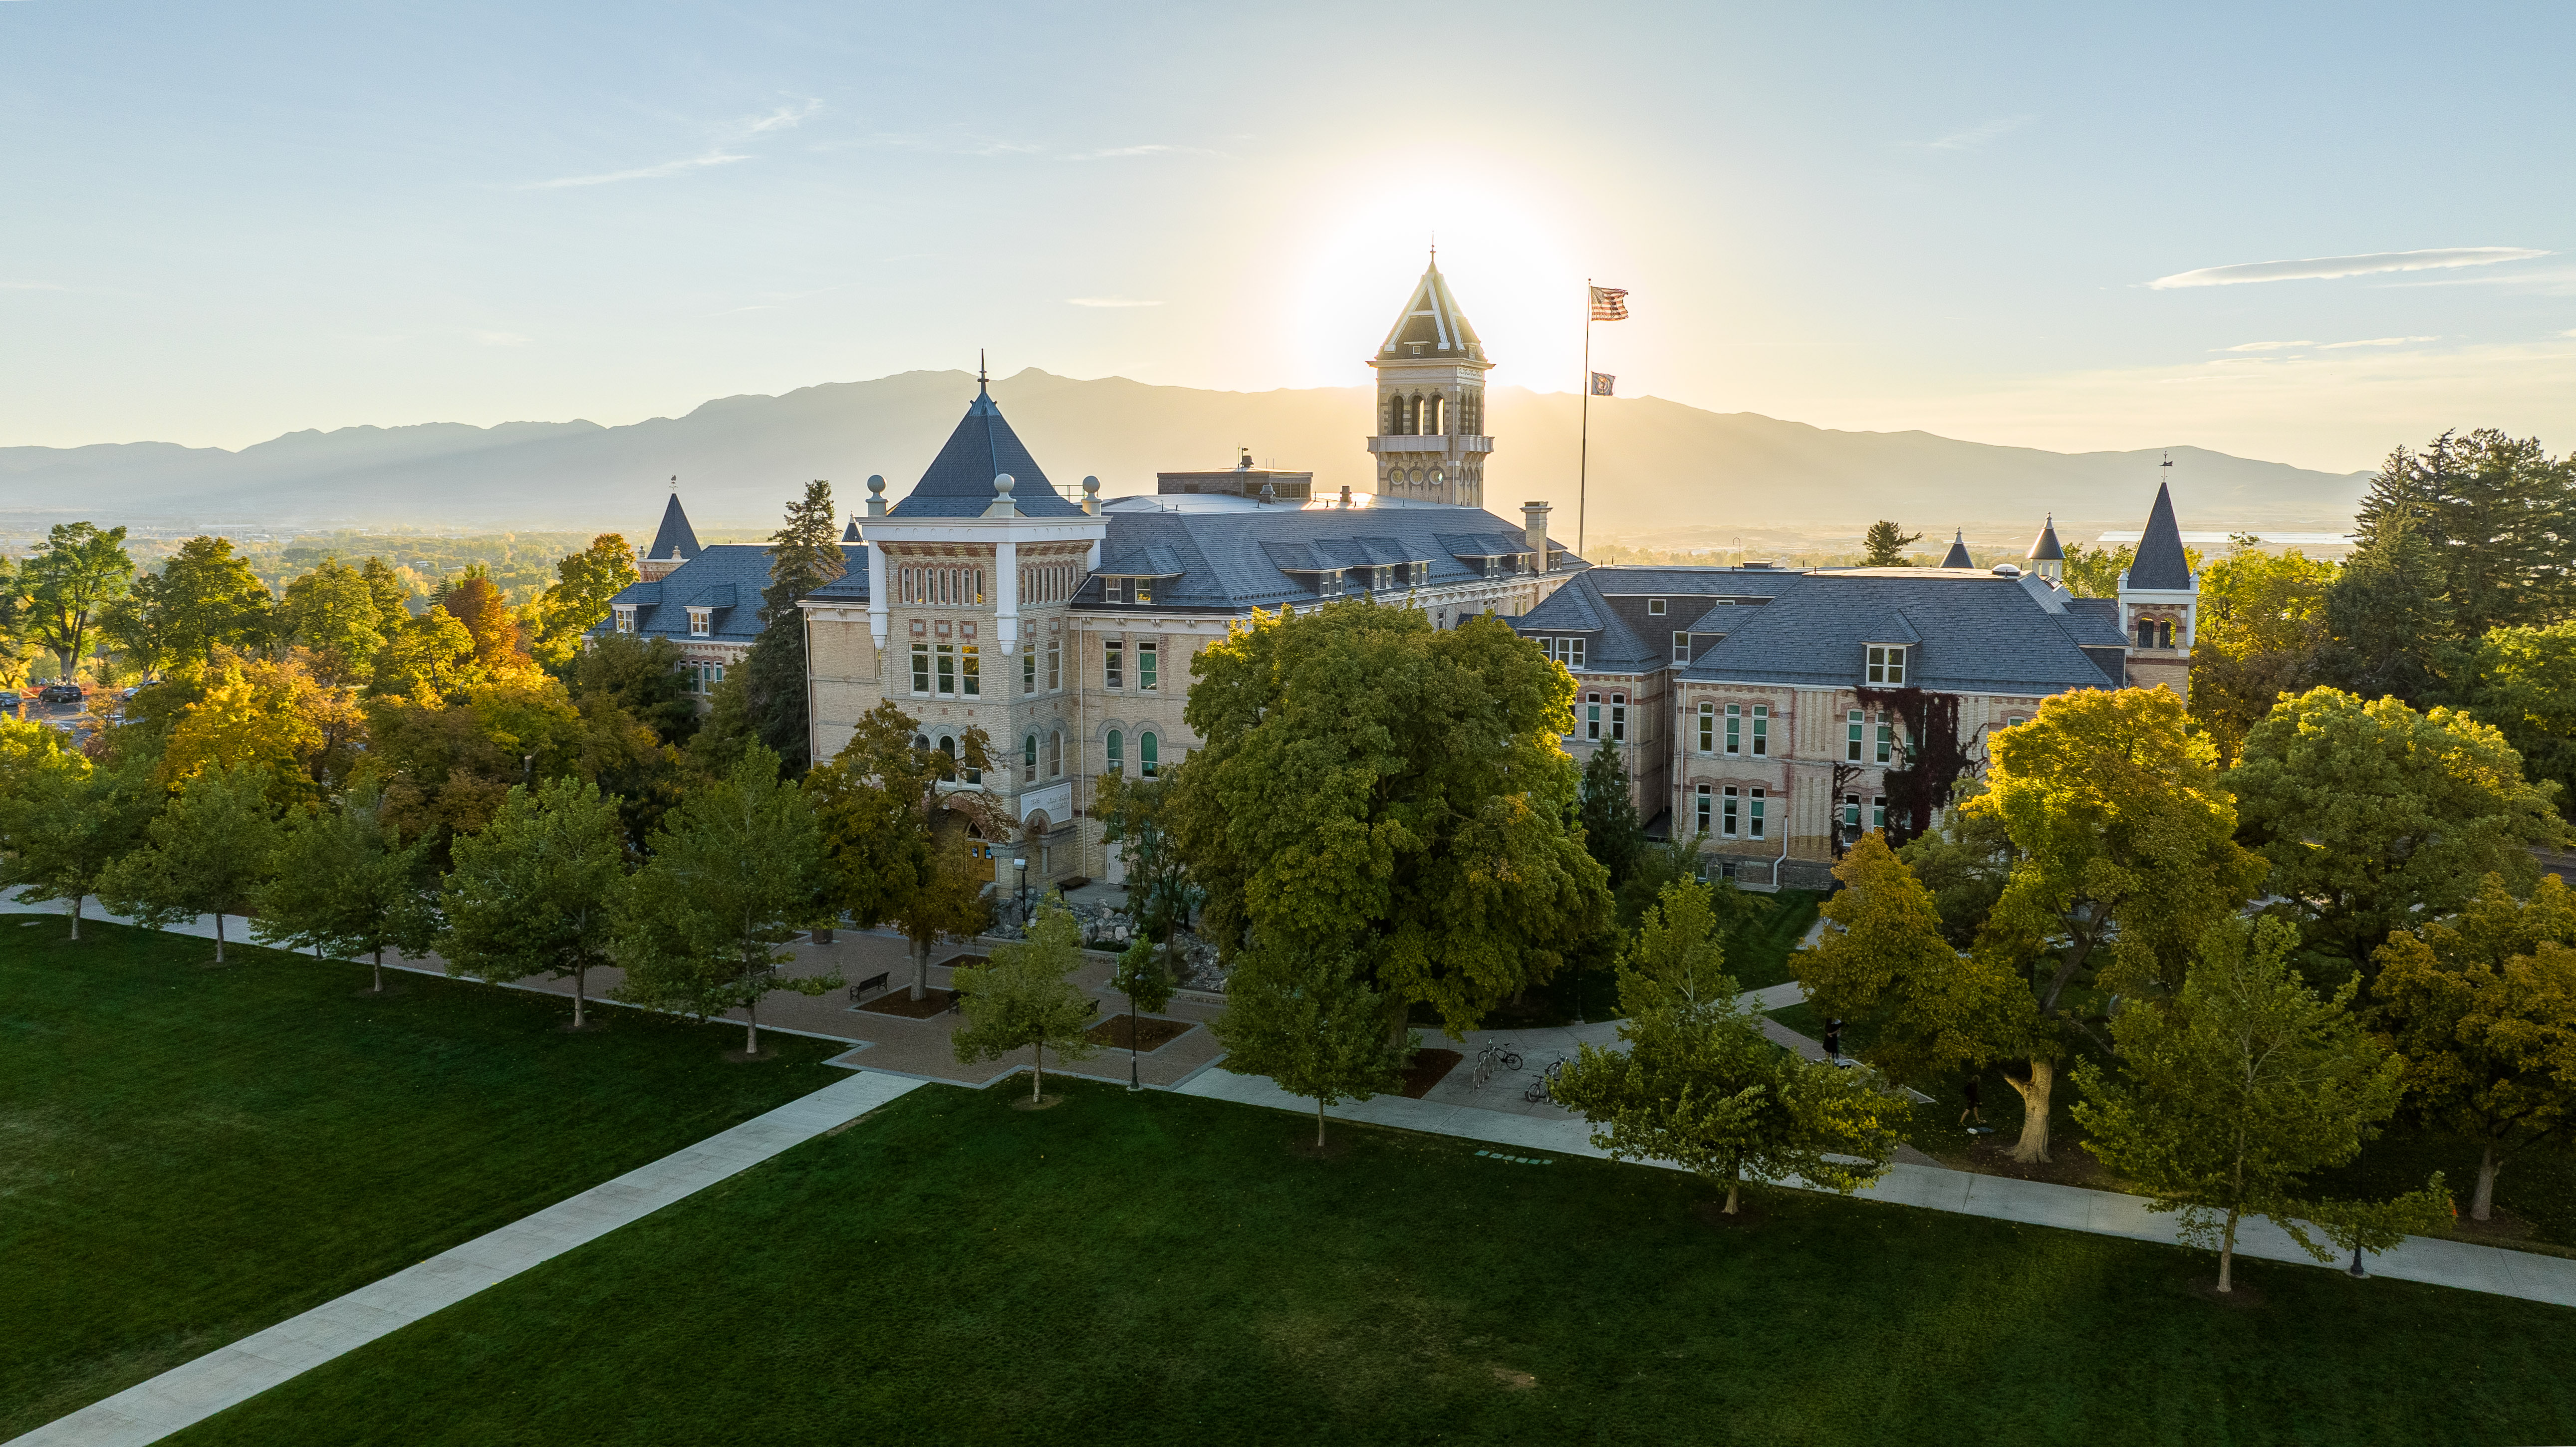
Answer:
1697;702;1716;753
1750;788;1767;841
1841;793;1860;830
1875;711;1895;766
1725;703;1741;755
613;607;635;634
1135;578;1154;605
1106;578;1127;604
1872;795;1887;831
1024;648;1037;694
1647;598;1667;616
1105;640;1124;689
911;642;930;695
1673;631;1691;664
1722;786;1740;838
1046;638;1061;692
1139;641;1159;691
688;609;711;638
961;645;979;698
1846;709;1864;763
1609;698;1627;742
1866;645;1906;686
1751;704;1768;757
935;644;956;696
1695;783;1712;835
1584;701;1601;741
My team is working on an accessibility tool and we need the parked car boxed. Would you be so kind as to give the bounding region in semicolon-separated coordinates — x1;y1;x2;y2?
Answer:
38;683;85;705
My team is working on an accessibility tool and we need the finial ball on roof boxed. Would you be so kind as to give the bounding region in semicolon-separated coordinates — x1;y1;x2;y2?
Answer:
994;473;1016;497
866;475;885;495
1082;475;1100;495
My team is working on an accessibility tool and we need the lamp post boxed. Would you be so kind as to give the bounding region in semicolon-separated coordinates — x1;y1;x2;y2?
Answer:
1013;857;1028;927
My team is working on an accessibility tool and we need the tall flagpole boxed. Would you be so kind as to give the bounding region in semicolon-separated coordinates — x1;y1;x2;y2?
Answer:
1579;278;1592;556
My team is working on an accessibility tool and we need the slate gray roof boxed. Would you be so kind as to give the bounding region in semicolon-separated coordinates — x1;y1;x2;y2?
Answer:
2129;482;2191;590
1074;506;1579;613
1376;259;1486;360
2027;516;2064;563
1100;545;1187;577
888;382;1086;519
597;543;866;643
647;493;700;563
1683;571;2121;695
1516;567;1806;673
1940;530;1973;568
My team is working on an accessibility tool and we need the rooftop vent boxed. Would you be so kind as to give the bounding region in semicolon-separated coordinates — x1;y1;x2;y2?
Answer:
1992;563;2023;577
1741;560;1778;570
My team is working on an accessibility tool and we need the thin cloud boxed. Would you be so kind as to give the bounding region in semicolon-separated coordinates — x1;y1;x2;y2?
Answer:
2215;340;2313;352
2320;335;2439;349
522;151;751;190
1067;297;1162;307
1072;143;1221;160
829;130;1044;157
2149;247;2547;289
740;100;822;135
1915;115;2033;151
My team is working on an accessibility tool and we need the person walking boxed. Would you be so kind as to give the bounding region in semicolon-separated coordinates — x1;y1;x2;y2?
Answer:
1821;1018;1844;1063
1960;1074;1985;1129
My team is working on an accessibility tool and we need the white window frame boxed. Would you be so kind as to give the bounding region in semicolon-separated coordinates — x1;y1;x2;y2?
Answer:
1866;644;1906;686
935;643;956;697
1694;783;1712;835
1646;597;1667;616
1138;641;1159;691
1105;640;1124;690
1672;631;1691;664
1046;638;1061;693
1696;702;1716;753
1751;704;1769;758
1725;703;1742;756
1749;787;1767;841
612;606;636;634
1721;786;1740;838
1846;709;1864;763
911;642;931;696
687;607;712;638
1876;711;1895;766
1872;794;1887;831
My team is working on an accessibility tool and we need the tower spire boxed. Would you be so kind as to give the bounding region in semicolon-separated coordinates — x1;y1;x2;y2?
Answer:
978;349;989;394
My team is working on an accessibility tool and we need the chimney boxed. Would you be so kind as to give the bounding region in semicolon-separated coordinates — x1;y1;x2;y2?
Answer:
1523;501;1551;569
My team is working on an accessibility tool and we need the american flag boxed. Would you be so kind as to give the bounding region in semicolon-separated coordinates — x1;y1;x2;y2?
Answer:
1590;373;1616;397
1588;285;1629;321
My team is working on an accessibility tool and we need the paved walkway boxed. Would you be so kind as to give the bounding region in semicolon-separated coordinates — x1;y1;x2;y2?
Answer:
1176;1066;2576;1310
7;1071;927;1447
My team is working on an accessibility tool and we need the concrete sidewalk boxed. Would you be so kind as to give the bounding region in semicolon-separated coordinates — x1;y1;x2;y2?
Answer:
7;1071;928;1447
1176;1066;2576;1310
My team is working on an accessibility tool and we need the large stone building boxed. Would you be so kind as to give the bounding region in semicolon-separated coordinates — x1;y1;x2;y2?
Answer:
1509;484;2201;888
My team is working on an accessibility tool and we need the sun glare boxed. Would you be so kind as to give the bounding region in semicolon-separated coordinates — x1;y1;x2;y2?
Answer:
1275;152;1590;395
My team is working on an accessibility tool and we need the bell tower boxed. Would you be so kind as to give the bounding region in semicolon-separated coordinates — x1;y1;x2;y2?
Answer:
1367;251;1495;507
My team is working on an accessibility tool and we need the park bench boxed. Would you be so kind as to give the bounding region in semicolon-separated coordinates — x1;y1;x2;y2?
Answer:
847;972;890;1003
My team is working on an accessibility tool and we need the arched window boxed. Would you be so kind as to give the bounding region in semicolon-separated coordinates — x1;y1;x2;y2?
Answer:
1047;729;1063;779
1429;393;1446;434
938;735;957;759
1106;728;1125;775
1140;730;1159;778
912;733;929;751
1023;732;1038;780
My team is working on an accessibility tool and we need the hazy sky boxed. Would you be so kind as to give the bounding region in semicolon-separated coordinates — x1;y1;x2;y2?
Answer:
3;1;2571;472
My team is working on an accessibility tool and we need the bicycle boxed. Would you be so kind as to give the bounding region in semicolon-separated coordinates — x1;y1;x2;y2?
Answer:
1524;1057;1567;1105
1470;1040;1524;1090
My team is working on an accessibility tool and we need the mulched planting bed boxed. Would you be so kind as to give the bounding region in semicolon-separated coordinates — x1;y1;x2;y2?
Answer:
856;988;959;1019
1399;1048;1463;1098
1085;1014;1194;1051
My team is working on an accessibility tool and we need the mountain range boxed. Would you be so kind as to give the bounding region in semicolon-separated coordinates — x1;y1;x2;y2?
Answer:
0;369;2372;545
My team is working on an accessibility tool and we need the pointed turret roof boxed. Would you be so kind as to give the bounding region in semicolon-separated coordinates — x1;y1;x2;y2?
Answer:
647;492;700;562
1373;256;1489;364
1940;529;1973;568
842;517;861;543
2026;515;2064;563
2129;482;2191;589
888;378;1086;519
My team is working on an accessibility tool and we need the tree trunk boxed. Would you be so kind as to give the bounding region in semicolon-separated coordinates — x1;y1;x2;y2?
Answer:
214;912;226;965
69;895;82;941
1031;1041;1044;1102
572;967;587;1029
743;1001;760;1056
1316;1096;1328;1149
910;933;930;1002
2218;1204;2241;1293
2473;1144;2499;1222
372;947;385;993
1724;1163;1742;1215
2003;1058;2054;1163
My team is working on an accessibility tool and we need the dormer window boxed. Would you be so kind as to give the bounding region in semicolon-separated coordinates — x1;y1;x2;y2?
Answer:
1104;577;1155;605
1672;631;1690;664
1865;644;1906;686
688;607;713;638
1647;598;1667;616
612;606;636;634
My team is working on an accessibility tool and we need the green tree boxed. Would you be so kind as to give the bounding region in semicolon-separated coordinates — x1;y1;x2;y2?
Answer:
438;570;527;674
1967;687;2269;1161
1798;835;2034;1090
2074;917;2444;1293
1553;879;1904;1214
441;777;629;1026
358;556;413;622
2352;428;2576;639
277;558;388;687
255;778;437;992
2316;513;2457;705
952;899;1102;1103
96;761;283;963
0;553;40;691
2060;540;2134;599
613;746;837;1053
2231;688;2562;982
530;533;640;670
1111;936;1175;1018
573;632;701;748
1211;943;1414;1147
370;605;481;701
1576;745;1645;892
735;481;844;774
20;522;135;678
805;701;994;1000
1860;520;1923;567
1172;603;1611;1036
1095;767;1195;978
2189;546;2337;764
2466;620;2576;805
2370;875;2576;1220
0;718;157;940
134;536;275;670
1895;778;2015;949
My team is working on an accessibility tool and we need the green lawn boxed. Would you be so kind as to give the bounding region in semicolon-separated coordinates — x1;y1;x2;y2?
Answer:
0;914;846;1438
173;1077;2576;1447
1726;887;1821;989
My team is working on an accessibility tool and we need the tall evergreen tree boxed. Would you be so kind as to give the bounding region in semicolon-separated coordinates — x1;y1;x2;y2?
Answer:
2317;514;2457;705
1860;520;1922;567
1576;745;1644;892
737;481;844;775
2352;428;2576;638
